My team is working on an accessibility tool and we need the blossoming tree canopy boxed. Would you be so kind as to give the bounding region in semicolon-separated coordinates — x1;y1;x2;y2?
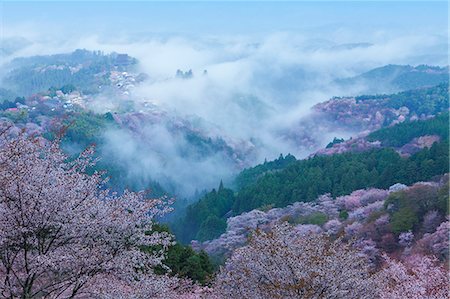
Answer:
0;129;179;298
215;223;380;299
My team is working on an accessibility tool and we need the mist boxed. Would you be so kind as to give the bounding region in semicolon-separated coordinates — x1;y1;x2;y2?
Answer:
1;1;448;198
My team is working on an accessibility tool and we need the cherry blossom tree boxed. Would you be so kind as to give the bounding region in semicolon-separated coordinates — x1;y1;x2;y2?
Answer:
215;223;380;299
380;255;448;299
323;219;342;235
0;130;180;298
422;211;443;234
417;221;449;260
344;221;363;238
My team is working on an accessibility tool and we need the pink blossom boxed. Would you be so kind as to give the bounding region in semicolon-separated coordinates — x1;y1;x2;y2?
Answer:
417;221;449;260
398;231;414;248
324;219;342;235
215;223;380;298
0;131;178;298
380;255;449;299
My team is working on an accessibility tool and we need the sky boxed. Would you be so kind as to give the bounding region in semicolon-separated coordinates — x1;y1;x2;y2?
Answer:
1;1;448;38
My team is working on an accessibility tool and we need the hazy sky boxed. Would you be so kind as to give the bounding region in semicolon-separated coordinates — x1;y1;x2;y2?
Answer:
2;1;448;38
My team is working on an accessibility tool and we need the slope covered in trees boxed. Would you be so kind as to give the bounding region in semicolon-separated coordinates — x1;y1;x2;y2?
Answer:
2;49;137;95
355;82;449;117
212;222;448;299
314;83;449;131
197;175;449;259
233;153;296;190
233;142;448;213
173;113;449;242
0;73;448;297
2;129;445;298
367;111;449;147
173;140;448;242
173;182;235;243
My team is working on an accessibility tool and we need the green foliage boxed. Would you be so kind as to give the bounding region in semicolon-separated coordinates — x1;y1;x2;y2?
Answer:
60;84;76;94
144;224;214;284
388;83;449;116
390;65;449;90
385;192;420;234
437;182;449;214
0;96;25;110
258;204;275;212
326;137;345;148
0;108;29;123
183;133;233;158
367;112;449;147
234;153;296;190
175;137;448;242
294;212;328;226
356;83;449;116
233;142;448;214
173;183;234;243
196;215;227;242
62;111;113;147
390;207;419;234
339;65;449;92
384;182;448;234
339;210;349;220
4;49;137;95
156;244;214;284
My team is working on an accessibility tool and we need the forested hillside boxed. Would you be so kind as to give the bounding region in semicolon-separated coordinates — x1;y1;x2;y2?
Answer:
367;111;449;147
233;142;448;212
314;83;449;131
173;112;449;242
2;49;138;95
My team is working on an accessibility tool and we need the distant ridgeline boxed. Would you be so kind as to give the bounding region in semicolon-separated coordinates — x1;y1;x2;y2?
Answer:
2;49;138;95
172;112;449;244
335;64;449;93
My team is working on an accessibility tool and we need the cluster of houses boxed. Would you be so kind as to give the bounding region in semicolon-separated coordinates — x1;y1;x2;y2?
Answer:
2;89;88;118
109;71;139;96
31;90;87;112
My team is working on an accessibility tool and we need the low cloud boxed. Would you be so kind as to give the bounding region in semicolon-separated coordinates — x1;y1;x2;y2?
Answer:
1;15;448;197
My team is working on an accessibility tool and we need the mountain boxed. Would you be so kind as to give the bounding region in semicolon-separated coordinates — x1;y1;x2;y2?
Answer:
193;175;449;260
0;36;31;57
1;49;139;95
313;112;448;157
172;112;449;243
335;64;449;94
312;83;448;132
0;86;257;199
282;82;448;155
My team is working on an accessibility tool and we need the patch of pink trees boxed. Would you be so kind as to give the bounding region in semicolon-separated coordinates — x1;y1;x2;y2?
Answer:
380;255;449;299
215;223;380;299
0;130;184;298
